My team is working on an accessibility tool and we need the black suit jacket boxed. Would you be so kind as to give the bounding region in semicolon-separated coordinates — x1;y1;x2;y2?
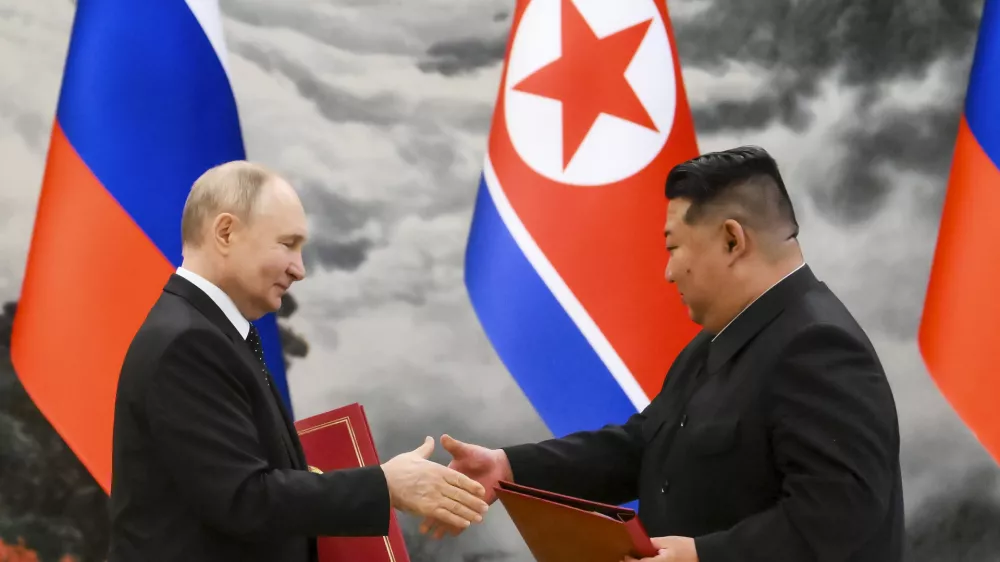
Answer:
504;265;903;562
109;274;391;562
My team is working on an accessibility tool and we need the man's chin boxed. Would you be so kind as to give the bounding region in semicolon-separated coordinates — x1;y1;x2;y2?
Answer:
265;295;285;314
685;306;702;325
269;287;287;305
247;299;282;320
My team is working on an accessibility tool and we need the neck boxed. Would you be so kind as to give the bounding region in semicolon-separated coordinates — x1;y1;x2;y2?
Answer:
744;252;805;304
180;252;251;317
180;252;223;287
708;250;805;335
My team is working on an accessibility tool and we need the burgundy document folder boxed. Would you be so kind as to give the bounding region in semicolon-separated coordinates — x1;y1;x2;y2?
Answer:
294;403;410;562
495;481;657;562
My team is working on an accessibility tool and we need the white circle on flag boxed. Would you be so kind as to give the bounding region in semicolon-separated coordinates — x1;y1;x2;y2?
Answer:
503;0;677;186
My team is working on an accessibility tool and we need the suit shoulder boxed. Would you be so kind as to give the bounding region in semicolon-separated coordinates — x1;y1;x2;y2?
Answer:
777;284;877;354
119;293;231;382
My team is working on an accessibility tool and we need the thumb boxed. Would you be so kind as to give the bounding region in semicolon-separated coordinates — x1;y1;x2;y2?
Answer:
414;436;434;459
441;434;466;457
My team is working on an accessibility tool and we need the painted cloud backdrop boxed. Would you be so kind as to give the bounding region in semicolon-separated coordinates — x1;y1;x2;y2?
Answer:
0;0;997;559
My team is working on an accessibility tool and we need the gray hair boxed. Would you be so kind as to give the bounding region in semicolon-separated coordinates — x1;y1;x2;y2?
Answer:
180;160;275;248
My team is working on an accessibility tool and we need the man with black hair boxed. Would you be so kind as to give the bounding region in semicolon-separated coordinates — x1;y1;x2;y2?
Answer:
432;146;904;562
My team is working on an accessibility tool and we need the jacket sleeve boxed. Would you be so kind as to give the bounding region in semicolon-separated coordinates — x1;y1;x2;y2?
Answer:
145;329;390;540
502;410;647;506
694;324;899;562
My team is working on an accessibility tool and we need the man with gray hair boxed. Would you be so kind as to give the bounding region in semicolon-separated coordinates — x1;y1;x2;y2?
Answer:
108;161;488;562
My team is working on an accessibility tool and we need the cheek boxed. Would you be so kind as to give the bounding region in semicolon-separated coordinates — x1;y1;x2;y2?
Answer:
698;256;729;288
676;253;698;279
260;250;289;277
678;253;716;294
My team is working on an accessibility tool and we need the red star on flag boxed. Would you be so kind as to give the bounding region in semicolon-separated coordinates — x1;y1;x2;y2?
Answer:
512;0;658;170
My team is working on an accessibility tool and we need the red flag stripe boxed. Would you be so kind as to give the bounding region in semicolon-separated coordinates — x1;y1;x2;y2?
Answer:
919;116;1000;463
11;123;173;492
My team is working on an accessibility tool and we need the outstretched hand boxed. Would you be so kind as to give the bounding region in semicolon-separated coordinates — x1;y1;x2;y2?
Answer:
419;434;513;539
442;434;512;504
380;436;489;531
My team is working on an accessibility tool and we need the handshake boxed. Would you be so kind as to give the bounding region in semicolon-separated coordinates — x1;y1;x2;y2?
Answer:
378;435;699;562
379;434;509;537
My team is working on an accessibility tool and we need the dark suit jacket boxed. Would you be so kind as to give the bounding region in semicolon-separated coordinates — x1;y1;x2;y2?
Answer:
108;274;391;562
504;265;903;562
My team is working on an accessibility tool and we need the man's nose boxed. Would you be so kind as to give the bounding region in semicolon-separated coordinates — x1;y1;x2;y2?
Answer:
665;262;675;283
289;253;306;281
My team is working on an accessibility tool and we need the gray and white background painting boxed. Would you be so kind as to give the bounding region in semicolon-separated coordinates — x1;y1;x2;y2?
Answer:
1;0;998;560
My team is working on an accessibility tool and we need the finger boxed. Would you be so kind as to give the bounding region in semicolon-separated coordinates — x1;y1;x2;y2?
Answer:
431;518;464;537
432;507;474;530
437;492;485;524
431;520;461;539
443;467;487;498
442;484;489;516
420;516;439;536
423;519;442;538
412;435;435;458
447;481;488;506
420;517;459;539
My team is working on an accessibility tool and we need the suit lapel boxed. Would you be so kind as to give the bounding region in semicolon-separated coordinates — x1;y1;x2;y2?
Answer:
252;351;307;469
231;341;304;469
642;266;819;443
164;274;305;469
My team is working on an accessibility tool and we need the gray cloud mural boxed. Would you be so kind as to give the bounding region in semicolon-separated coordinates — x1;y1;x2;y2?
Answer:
0;0;997;559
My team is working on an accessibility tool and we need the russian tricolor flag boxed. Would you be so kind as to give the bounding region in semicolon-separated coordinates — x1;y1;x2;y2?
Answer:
919;0;1000;464
11;0;291;492
465;0;700;439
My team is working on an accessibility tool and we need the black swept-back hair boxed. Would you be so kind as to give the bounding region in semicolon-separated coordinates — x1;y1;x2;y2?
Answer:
664;145;798;240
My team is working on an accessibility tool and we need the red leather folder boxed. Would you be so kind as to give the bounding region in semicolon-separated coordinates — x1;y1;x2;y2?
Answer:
495;481;657;562
294;403;410;562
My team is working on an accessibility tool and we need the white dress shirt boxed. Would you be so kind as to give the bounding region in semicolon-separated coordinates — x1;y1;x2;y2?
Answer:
712;261;806;342
175;267;251;340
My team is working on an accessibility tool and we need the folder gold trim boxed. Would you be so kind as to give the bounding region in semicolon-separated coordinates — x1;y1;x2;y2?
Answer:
297;416;397;562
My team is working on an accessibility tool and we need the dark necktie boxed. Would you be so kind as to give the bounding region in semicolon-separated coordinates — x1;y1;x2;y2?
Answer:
245;324;271;386
246;323;301;467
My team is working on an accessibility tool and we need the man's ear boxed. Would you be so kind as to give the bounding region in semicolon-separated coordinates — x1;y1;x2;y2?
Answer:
212;213;237;254
722;219;747;259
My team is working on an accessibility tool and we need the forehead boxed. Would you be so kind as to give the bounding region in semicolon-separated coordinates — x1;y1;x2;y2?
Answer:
664;198;692;233
253;182;307;231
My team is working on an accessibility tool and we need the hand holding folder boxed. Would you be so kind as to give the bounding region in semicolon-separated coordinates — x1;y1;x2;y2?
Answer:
495;481;659;562
295;404;411;562
294;404;486;561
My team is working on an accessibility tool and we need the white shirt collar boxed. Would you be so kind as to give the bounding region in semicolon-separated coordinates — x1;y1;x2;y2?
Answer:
711;261;806;342
175;266;251;340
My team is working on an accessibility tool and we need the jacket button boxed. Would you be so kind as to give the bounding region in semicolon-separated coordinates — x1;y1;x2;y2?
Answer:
661;480;670;494
680;414;688;427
